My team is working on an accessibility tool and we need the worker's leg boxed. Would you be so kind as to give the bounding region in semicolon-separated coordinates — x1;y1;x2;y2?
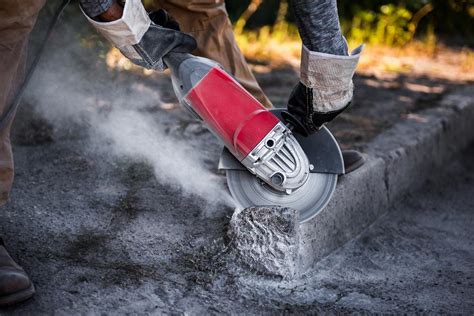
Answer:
0;0;45;307
155;0;273;108
0;40;28;205
0;0;45;205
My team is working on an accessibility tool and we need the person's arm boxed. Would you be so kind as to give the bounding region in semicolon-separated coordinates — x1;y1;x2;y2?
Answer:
79;0;196;71
96;0;123;21
291;0;347;55
79;0;118;21
286;0;363;134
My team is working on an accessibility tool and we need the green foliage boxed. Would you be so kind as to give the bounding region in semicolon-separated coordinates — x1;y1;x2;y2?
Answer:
225;0;474;47
343;4;416;46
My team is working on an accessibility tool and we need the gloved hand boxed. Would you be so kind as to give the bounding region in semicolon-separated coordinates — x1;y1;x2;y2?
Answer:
81;0;196;71
286;44;364;135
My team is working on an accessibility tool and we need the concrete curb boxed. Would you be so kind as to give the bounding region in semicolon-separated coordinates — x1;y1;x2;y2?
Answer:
298;87;474;272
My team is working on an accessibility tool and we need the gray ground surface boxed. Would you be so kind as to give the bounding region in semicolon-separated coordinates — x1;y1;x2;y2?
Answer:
1;136;473;314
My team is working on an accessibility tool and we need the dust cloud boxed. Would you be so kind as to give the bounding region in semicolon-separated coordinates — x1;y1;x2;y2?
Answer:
24;34;235;209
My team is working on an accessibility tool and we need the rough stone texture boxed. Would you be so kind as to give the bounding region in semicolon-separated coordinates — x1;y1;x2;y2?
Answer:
367;86;474;202
228;207;300;278
299;157;388;271
298;87;474;271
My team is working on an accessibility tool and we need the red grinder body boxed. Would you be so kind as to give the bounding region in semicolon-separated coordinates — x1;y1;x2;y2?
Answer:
165;53;311;196
184;67;280;160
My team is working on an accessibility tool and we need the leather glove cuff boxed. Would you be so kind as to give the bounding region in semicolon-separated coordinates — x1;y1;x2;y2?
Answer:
81;0;196;71
286;82;351;135
81;0;150;58
286;42;363;134
300;42;364;112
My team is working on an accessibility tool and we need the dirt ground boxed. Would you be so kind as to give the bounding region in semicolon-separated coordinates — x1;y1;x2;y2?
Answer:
2;112;473;314
1;4;473;314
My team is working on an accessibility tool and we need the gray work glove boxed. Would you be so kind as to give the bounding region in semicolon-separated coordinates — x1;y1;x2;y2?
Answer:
286;44;364;135
81;0;196;71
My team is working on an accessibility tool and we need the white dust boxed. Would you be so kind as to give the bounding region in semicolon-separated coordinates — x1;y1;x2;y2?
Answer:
25;33;235;209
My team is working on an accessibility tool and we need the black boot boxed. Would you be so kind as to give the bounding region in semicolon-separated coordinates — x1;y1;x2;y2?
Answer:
0;238;35;306
342;150;365;174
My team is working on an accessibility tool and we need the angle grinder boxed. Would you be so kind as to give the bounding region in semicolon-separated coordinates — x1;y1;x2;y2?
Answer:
164;53;344;223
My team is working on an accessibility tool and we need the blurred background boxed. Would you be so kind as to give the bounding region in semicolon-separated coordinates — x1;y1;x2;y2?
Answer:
24;0;474;150
143;0;474;76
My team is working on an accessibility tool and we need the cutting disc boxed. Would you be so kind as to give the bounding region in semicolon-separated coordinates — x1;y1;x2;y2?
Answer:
226;170;337;223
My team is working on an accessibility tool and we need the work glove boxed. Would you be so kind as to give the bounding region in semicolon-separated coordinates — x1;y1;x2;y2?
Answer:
81;0;196;71
286;43;364;135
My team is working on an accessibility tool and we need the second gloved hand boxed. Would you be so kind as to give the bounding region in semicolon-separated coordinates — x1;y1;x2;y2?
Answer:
287;44;364;135
81;0;196;71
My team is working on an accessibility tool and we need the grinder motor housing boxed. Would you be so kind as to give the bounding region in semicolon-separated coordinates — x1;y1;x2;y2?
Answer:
165;53;312;193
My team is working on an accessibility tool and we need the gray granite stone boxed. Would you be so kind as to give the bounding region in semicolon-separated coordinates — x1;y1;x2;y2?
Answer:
228;207;300;278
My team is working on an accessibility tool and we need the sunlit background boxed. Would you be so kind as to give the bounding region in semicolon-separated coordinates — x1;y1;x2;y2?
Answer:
103;0;474;81
28;0;474;80
26;0;474;149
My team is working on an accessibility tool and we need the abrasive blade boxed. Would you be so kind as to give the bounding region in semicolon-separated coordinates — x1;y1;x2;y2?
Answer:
226;170;337;223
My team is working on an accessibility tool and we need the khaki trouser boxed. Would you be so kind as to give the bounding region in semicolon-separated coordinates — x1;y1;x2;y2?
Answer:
0;0;271;205
154;0;272;108
0;0;46;205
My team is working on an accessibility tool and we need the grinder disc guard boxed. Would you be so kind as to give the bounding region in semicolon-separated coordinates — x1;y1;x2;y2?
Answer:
226;169;337;223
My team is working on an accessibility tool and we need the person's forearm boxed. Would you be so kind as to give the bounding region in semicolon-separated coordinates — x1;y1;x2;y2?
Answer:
290;0;347;55
79;0;123;21
286;0;364;132
97;0;123;21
